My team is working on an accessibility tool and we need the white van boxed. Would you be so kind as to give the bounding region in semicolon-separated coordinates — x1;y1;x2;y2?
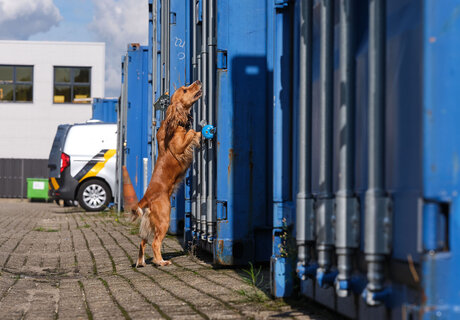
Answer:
48;121;117;211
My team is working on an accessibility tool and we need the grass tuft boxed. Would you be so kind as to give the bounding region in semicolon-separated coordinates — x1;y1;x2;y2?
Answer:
34;227;59;232
129;226;139;235
237;262;268;303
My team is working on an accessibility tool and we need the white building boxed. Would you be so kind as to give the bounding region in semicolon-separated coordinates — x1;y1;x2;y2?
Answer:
0;40;106;197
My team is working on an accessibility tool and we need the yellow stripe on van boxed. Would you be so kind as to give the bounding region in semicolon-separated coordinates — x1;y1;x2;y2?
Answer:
79;149;116;182
50;177;59;190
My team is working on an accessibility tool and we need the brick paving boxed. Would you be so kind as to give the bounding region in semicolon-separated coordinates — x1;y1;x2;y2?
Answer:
0;200;338;320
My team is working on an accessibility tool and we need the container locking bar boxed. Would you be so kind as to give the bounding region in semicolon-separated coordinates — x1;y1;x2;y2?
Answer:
364;0;393;306
335;0;360;298
206;0;217;243
191;0;199;239
296;0;315;282
199;0;208;240
193;0;203;240
315;0;336;288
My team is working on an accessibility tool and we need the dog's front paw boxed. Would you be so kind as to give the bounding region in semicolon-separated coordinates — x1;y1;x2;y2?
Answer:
194;132;202;145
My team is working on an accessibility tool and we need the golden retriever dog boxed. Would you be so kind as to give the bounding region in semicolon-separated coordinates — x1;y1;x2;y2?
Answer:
124;80;202;267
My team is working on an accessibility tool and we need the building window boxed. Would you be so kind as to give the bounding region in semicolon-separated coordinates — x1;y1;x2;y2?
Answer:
53;66;91;104
0;65;33;102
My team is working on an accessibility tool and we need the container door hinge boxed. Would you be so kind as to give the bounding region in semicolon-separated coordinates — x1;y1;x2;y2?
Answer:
217;50;227;70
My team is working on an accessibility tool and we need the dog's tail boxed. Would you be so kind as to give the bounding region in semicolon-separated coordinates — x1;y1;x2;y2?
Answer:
122;165;141;221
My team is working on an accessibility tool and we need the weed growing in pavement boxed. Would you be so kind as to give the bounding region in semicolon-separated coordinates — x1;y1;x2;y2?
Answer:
237;262;268;303
98;207;129;225
186;240;198;259
34;227;59;232
98;207;118;219
129;225;139;235
78;224;90;229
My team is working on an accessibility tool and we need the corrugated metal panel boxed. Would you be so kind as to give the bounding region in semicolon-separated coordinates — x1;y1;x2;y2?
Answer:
0;159;48;198
124;45;152;201
92;98;118;123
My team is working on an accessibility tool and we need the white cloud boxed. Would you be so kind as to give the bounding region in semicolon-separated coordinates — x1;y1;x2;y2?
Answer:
0;0;62;40
89;0;148;96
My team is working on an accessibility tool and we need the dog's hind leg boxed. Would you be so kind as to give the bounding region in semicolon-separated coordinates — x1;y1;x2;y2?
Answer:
136;238;147;267
152;223;171;266
149;196;171;266
151;208;171;266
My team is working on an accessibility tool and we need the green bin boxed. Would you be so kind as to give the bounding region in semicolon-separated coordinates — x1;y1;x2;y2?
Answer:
27;178;49;200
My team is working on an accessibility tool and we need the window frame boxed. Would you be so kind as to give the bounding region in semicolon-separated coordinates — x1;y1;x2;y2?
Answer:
53;66;92;104
0;65;34;103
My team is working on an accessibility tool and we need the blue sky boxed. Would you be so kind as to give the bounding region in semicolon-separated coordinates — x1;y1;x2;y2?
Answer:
0;0;148;96
30;0;97;42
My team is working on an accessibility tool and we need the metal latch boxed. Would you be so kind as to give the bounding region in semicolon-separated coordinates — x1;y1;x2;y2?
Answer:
154;94;170;111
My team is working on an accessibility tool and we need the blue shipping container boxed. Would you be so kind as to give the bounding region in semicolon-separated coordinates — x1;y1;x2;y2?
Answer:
121;44;153;200
146;0;460;318
92;98;118;123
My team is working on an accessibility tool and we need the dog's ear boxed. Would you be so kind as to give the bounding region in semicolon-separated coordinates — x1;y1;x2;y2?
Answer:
164;102;188;147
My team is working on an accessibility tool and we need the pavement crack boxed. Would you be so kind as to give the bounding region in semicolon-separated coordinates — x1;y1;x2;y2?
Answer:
116;273;172;320
112;225;247;314
78;280;94;320
54;280;60;320
99;277;131;320
71;215;97;276
156;263;245;317
82;217;117;275
2;227;34;269
0;275;19;304
67;220;79;273
102;227;209;320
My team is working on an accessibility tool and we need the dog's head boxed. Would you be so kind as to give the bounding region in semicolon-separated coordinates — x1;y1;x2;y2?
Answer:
170;80;202;109
164;80;202;147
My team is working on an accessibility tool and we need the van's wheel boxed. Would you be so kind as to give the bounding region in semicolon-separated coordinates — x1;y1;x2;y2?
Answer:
77;180;111;212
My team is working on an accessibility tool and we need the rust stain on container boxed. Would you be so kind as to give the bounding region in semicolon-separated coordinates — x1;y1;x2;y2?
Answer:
218;240;224;257
228;148;234;175
215;240;233;265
